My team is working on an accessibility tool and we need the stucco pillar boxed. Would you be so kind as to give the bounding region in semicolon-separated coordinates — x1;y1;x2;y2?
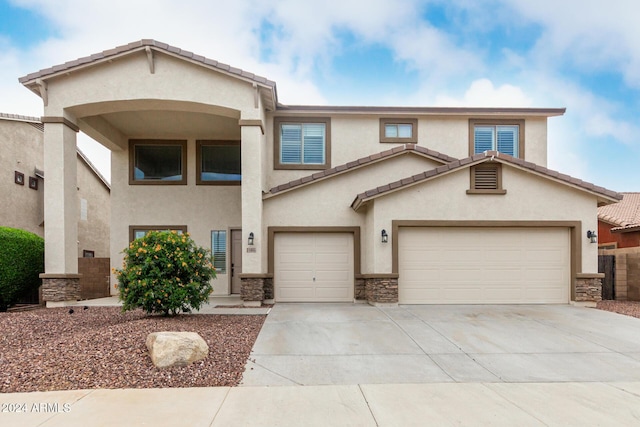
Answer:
239;119;269;304
39;118;81;306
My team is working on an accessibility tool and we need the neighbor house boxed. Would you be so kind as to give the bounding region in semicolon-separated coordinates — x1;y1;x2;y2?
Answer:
18;40;621;307
598;193;640;249
0;113;111;258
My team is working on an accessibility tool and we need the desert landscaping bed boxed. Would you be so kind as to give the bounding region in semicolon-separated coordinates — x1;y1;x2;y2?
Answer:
596;300;640;319
0;307;265;393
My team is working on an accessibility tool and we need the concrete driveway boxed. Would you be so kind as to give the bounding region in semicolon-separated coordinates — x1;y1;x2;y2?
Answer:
241;303;640;386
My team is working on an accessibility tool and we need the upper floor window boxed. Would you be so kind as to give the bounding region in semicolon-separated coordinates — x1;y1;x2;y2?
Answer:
129;140;187;185
380;118;417;143
469;120;524;159
274;117;331;170
196;140;241;185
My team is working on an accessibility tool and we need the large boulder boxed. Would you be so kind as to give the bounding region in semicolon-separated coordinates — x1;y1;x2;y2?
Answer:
146;332;209;368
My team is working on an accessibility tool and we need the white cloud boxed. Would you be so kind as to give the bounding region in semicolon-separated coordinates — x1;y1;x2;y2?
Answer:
434;78;532;107
2;0;639;191
502;0;640;88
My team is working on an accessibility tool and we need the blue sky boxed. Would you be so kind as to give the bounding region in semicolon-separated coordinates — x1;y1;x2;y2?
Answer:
1;0;638;191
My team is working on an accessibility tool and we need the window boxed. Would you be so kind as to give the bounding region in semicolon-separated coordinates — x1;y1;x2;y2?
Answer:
196;141;241;185
129;140;187;185
129;225;187;242
80;199;88;221
467;163;506;195
211;230;227;273
274;117;331;170
469;120;524;158
82;250;95;258
380;118;417;143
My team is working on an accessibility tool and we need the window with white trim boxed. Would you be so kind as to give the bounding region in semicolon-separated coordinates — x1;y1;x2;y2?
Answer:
211;230;227;274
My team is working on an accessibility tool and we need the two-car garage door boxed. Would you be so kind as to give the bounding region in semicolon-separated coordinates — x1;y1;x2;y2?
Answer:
398;227;570;304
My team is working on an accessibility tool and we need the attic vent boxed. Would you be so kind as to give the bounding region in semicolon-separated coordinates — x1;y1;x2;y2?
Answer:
474;164;499;190
467;163;506;195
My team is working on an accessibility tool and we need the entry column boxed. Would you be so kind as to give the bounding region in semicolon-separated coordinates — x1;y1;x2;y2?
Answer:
239;118;272;304
39;117;81;306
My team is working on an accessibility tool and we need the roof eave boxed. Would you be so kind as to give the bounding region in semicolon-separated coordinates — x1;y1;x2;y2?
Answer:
351;152;622;211
611;224;640;234
275;105;566;117
19;39;279;109
265;144;457;200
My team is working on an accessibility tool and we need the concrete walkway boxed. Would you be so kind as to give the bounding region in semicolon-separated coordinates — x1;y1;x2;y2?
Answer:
3;382;640;426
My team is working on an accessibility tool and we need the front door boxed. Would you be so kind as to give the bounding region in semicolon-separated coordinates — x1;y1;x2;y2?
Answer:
231;229;242;294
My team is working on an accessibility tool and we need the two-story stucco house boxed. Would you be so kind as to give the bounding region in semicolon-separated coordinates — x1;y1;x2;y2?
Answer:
0;113;110;258
19;40;621;307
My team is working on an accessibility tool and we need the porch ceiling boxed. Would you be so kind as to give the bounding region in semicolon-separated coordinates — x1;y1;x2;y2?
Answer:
78;110;241;150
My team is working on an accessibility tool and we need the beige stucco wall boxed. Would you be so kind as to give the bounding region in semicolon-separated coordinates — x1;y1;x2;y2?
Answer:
263;155;443;270
77;155;110;257
367;165;599;274
264;114;549;190
109;139;242;295
44;52;256;125
0;118;111;259
0;120;44;237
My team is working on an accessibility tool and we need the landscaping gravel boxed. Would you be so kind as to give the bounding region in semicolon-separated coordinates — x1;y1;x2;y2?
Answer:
596;300;640;319
0;307;265;393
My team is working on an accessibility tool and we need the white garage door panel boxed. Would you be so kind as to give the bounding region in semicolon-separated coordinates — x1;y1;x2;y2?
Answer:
399;227;570;304
275;233;354;302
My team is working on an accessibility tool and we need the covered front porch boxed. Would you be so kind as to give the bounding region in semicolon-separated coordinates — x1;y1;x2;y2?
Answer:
19;40;277;306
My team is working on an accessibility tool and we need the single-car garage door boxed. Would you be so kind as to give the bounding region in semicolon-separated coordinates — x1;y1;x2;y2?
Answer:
398;227;570;304
275;233;354;302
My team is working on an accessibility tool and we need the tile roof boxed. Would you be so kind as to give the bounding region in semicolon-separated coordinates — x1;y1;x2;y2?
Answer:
0;112;44;131
351;151;622;211
598;192;640;231
264;144;458;198
19;39;276;90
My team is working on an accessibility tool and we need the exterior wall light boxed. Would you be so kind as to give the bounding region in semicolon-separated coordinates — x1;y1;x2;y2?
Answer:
587;230;597;244
248;232;254;246
381;229;388;243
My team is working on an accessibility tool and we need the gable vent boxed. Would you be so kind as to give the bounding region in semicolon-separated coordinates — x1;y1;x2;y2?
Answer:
473;164;499;190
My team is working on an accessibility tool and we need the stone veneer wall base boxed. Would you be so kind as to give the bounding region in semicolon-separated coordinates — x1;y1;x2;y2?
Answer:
574;274;604;302
364;275;399;305
239;274;273;303
40;274;81;305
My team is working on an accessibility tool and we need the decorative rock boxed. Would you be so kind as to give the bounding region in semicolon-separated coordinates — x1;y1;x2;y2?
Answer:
146;332;209;368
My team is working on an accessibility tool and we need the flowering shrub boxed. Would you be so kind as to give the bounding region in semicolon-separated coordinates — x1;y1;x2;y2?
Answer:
115;231;215;316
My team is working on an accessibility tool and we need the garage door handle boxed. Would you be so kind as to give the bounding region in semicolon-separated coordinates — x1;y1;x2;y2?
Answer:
313;277;316;282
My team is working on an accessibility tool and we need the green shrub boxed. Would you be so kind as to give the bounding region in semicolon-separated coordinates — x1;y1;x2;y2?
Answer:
115;231;215;316
0;227;44;311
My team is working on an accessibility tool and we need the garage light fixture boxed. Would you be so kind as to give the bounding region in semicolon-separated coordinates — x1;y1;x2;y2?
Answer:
381;229;388;243
248;232;254;246
587;230;597;244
